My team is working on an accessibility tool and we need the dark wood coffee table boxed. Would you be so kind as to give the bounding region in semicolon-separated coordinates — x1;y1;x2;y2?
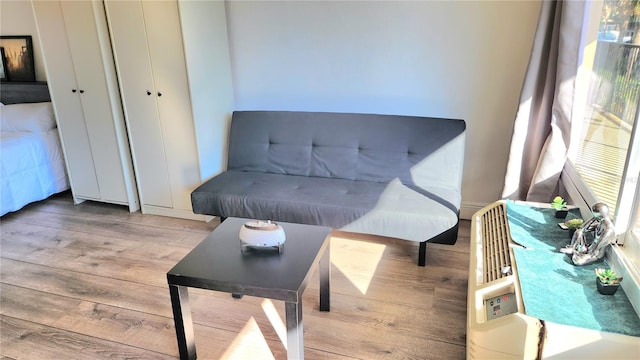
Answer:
167;217;332;360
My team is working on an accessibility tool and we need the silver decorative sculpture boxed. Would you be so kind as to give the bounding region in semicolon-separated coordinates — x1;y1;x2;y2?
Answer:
560;202;617;266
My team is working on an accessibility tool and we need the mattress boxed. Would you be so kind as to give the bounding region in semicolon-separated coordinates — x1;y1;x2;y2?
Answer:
1;129;69;216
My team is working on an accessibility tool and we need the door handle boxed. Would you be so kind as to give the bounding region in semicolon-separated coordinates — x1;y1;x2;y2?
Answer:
157;92;162;97
146;90;152;96
79;90;85;94
72;89;77;93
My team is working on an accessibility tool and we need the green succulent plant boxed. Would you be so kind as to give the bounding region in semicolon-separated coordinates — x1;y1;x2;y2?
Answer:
595;268;622;285
551;196;567;210
564;218;584;229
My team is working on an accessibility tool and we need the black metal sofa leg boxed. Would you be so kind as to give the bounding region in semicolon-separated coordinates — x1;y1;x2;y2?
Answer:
418;221;460;266
418;241;427;266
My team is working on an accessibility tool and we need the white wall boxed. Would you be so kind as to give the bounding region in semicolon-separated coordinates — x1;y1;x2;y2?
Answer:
3;0;542;219
226;0;542;217
178;0;235;182
0;0;46;81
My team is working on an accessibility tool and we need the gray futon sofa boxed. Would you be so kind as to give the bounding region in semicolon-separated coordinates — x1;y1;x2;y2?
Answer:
191;111;466;265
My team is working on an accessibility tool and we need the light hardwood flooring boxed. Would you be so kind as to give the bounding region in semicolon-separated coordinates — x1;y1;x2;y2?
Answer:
0;191;470;359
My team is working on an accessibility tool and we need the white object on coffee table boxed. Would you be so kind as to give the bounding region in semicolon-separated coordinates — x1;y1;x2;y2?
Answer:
239;220;286;252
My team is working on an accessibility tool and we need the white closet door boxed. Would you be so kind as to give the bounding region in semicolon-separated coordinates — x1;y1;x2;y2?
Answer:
32;1;100;199
60;1;128;203
104;0;173;208
142;0;200;211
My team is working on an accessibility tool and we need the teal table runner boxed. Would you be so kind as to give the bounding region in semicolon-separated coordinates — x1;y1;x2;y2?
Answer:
506;201;640;337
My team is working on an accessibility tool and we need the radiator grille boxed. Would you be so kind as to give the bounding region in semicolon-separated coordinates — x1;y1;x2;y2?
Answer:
481;203;512;283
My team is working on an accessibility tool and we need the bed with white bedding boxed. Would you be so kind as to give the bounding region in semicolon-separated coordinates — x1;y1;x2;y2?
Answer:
1;82;70;216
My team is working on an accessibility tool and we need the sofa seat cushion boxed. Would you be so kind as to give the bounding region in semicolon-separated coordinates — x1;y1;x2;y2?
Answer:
191;170;460;242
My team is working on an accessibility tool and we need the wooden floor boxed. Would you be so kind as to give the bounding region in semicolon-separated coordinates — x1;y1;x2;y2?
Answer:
0;192;470;360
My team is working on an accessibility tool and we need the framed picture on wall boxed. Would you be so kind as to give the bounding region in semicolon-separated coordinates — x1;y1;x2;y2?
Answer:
0;48;7;82
0;35;36;82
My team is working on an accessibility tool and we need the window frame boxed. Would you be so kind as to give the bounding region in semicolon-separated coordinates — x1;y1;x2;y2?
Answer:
562;0;640;316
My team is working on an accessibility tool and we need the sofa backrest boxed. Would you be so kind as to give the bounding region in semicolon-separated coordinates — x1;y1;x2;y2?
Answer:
227;111;466;189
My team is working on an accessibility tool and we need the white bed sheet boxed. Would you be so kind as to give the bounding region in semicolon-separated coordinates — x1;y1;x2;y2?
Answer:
1;129;70;216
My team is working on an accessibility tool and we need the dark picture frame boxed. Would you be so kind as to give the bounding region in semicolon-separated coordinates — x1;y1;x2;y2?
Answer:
0;36;36;82
0;48;7;82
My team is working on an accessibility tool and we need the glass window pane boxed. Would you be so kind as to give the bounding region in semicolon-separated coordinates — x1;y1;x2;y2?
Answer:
633;194;640;234
572;0;639;216
627;203;640;271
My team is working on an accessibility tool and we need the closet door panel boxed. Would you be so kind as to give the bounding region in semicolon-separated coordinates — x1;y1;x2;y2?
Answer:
32;1;100;199
104;0;173;208
142;0;200;211
60;0;128;203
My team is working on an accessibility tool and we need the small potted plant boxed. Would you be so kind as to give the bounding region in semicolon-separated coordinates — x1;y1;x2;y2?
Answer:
595;268;622;295
564;218;583;238
551;196;568;219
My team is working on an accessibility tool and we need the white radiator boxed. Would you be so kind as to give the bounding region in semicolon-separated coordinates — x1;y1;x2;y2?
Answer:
467;201;640;359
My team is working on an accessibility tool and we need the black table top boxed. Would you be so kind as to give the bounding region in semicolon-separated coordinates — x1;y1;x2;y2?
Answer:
167;218;332;303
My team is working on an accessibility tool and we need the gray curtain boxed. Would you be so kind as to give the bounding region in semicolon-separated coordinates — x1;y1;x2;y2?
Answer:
502;0;587;201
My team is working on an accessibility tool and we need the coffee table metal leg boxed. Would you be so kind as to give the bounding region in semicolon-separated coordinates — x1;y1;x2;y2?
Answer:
169;284;197;360
319;243;330;311
285;301;304;360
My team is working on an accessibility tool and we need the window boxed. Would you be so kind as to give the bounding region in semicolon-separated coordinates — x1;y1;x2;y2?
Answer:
572;0;639;215
567;0;640;281
627;191;640;272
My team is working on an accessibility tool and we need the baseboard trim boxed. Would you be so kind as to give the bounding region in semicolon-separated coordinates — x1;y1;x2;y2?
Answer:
140;205;206;221
461;202;488;220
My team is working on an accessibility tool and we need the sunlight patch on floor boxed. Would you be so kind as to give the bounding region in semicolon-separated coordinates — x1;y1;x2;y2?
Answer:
330;236;386;295
261;299;287;349
219;316;275;360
